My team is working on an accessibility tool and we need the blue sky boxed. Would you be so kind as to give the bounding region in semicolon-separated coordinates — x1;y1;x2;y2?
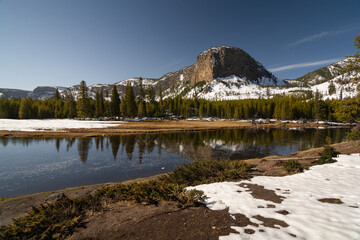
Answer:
1;0;359;90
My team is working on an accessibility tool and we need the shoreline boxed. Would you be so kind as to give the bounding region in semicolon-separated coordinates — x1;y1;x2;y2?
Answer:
1;140;359;227
0;119;354;138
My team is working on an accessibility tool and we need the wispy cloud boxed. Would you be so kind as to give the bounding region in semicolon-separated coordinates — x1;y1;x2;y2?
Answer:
288;26;357;47
269;58;341;72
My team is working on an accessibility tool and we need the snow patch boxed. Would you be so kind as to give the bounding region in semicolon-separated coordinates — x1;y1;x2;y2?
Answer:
189;154;360;240
0;119;122;132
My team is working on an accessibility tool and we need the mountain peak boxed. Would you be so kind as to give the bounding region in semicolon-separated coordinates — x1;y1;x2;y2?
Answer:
200;45;237;55
192;46;277;85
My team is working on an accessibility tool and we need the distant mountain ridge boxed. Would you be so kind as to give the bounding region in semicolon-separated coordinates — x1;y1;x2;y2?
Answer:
1;47;358;100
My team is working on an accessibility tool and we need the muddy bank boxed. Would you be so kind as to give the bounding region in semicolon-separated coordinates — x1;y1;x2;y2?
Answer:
0;120;349;138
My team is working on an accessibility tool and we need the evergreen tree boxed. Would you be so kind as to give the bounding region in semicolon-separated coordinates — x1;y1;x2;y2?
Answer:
342;34;360;78
63;91;77;118
76;80;91;118
146;85;156;117
53;88;61;101
328;81;336;95
138;101;146;118
158;82;163;103
110;85;120;117
19;98;36;119
157;82;164;116
137;77;146;118
234;107;240;119
138;77;145;102
199;102;204;119
54;99;64;118
125;82;137;117
95;90;105;118
120;97;127;117
147;85;156;103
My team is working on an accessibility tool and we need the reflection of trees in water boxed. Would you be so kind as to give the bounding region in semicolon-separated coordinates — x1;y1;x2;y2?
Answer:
77;138;92;163
65;138;76;152
95;137;105;152
55;138;62;152
145;135;156;154
125;135;136;161
151;128;351;161
109;136;120;160
0;128;352;163
157;138;162;160
0;137;8;147
138;135;146;164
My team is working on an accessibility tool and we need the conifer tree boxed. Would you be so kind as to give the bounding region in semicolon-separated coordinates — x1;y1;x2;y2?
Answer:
110;85;120;117
19;98;36;119
53;88;61;101
138;101;146;118
137;77;146;118
76;80;91;118
146;85;156;117
138;77;145;102
95;91;101;117
64;91;77;118
54;98;64;118
199;102;204;119
342;34;360;78
125;82;137;117
0;98;10;118
95;90;105;118
120;97;127;117
157;82;164;116
328;81;336;95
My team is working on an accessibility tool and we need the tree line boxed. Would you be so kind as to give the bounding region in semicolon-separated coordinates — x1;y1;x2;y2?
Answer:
1;78;359;122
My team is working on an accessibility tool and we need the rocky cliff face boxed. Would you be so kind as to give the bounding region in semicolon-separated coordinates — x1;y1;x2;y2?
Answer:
192;46;276;85
159;46;278;87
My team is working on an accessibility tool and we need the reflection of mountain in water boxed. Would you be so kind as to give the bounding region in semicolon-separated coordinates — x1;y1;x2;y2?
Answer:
0;128;351;163
158;135;269;161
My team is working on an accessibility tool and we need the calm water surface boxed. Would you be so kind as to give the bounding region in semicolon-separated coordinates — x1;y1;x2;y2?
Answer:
0;128;351;197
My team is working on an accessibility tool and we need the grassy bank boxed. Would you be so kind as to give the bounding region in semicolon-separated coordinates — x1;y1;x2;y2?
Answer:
0;160;254;239
0;119;346;138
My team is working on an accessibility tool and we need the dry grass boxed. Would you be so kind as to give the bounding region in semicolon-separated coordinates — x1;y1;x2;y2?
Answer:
0;120;332;138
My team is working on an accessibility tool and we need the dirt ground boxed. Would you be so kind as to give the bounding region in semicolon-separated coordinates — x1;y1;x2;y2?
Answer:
0;119;341;138
1;140;359;239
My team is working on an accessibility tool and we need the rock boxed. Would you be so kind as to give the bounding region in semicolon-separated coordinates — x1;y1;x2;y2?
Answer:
159;46;278;88
191;46;277;85
44;192;68;204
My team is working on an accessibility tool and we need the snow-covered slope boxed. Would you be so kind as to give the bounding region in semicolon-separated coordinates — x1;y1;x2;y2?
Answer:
29;86;68;99
177;76;287;100
288;58;360;100
171;58;358;101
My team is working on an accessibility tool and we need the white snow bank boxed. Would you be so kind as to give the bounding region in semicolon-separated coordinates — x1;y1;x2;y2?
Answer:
0;119;122;132
189;154;360;240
